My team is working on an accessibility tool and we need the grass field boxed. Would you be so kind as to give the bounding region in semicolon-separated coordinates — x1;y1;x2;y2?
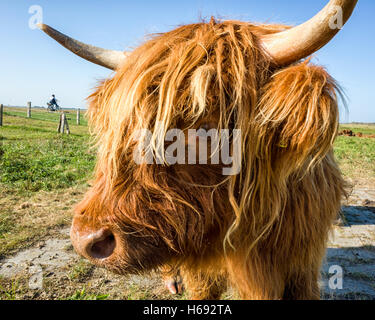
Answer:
335;124;375;181
0;107;94;259
1;107;93;194
0;107;374;299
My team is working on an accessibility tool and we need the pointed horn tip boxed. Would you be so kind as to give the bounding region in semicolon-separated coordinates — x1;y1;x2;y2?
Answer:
261;0;358;66
36;23;47;31
36;23;127;70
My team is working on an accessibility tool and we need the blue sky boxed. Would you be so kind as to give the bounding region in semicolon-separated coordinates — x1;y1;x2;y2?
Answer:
0;0;373;122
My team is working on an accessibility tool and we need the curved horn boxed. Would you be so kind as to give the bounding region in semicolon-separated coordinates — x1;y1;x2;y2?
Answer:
260;0;358;65
37;23;127;70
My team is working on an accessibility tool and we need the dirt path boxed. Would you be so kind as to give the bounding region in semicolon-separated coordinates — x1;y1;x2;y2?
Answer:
322;185;375;299
1;186;374;300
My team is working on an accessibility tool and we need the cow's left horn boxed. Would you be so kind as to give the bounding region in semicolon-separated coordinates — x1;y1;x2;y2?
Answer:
260;0;358;66
37;23;127;70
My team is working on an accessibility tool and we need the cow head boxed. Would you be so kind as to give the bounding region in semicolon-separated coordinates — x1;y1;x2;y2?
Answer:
39;0;357;275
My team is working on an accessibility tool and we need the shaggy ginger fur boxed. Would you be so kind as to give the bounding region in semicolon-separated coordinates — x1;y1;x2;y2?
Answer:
72;18;346;300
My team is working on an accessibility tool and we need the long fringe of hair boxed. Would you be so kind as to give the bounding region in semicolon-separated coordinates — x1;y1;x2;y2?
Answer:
85;18;346;297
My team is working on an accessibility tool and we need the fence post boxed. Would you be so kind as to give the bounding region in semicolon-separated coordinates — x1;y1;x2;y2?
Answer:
58;113;63;133
58;112;70;135
76;108;80;125
0;104;3;126
27;102;31;118
65;113;70;134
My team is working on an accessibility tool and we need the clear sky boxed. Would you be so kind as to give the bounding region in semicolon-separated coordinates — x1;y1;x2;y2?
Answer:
0;0;374;122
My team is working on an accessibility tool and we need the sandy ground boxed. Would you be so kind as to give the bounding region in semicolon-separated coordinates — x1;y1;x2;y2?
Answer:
0;184;374;300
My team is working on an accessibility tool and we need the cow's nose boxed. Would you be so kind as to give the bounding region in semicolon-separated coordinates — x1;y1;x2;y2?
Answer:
70;227;116;260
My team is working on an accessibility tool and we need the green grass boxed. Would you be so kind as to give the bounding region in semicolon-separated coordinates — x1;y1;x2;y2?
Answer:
0;278;20;300
0;107;94;194
0;135;95;192
0;208;15;237
0;108;95;255
334;123;375;178
67;288;109;300
124;283;158;300
334;135;375;178
68;260;95;282
3;107;88;126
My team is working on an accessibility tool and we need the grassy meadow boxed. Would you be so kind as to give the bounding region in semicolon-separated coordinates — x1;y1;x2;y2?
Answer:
0;107;92;194
0;106;374;299
0;107;94;259
335;124;375;181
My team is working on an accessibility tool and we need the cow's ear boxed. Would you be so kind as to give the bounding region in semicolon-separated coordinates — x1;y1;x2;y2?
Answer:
256;62;342;171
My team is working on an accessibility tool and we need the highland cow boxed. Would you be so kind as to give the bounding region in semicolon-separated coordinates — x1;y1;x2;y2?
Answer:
39;0;357;299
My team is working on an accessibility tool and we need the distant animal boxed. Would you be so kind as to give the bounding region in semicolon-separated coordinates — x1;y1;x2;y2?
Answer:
39;0;357;299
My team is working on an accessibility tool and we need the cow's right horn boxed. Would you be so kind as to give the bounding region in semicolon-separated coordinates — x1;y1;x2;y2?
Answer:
37;23;127;70
260;0;358;66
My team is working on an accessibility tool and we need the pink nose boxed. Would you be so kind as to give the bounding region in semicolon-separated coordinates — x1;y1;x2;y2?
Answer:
70;227;116;260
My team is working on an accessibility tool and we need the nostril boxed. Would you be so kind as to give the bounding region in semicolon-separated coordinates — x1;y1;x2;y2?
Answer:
89;231;116;260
